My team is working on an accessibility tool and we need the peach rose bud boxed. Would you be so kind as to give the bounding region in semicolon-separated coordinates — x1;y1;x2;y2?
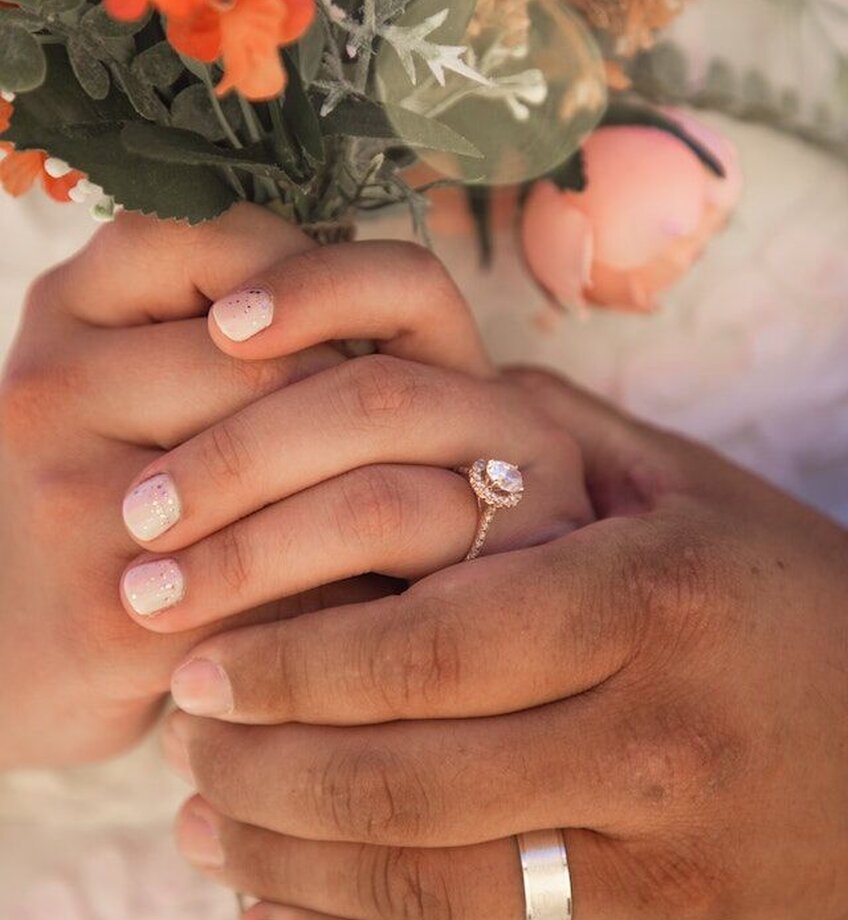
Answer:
521;112;743;314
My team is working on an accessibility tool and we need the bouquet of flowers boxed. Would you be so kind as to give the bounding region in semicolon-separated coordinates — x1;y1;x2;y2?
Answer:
0;0;736;311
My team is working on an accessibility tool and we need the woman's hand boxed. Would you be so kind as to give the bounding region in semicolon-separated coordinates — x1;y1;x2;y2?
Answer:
117;243;595;636
0;203;364;768
165;371;848;920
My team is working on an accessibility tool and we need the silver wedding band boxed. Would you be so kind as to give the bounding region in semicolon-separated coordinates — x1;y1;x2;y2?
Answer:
517;829;573;920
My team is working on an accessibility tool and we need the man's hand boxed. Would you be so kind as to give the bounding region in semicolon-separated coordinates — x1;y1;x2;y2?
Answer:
166;369;848;920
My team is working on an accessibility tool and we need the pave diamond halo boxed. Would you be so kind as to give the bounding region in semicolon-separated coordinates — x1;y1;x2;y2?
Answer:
468;459;525;510
461;459;526;560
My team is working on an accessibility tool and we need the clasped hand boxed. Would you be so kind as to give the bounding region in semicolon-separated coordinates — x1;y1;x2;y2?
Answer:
1;205;846;920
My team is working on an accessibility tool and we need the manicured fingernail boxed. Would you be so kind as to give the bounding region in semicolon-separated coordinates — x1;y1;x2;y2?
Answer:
172;659;234;716
161;717;194;783
122;559;185;617
211;287;273;342
123;473;181;541
178;804;225;869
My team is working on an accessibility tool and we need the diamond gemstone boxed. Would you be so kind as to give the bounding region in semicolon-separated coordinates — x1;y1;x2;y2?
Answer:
486;460;523;494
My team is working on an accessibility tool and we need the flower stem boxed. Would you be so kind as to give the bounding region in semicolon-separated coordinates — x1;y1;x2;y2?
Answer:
237;95;282;202
201;69;243;150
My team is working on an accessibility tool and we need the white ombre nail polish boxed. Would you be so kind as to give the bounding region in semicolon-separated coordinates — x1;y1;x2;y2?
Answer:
122;559;185;617
123;473;181;542
210;288;273;342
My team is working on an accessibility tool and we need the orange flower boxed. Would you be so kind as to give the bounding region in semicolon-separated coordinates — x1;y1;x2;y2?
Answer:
0;98;86;202
106;0;315;100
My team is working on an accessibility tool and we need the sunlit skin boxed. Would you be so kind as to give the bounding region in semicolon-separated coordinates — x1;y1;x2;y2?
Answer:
0;201;845;917
0;202;589;768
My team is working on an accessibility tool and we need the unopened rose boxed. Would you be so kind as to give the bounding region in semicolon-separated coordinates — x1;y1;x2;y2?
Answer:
521;113;742;313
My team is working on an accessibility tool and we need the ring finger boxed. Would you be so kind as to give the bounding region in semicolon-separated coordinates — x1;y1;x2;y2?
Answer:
176;798;618;920
120;354;591;552
120;456;576;631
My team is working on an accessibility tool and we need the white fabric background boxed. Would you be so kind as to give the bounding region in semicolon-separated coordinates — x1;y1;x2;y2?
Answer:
1;87;847;920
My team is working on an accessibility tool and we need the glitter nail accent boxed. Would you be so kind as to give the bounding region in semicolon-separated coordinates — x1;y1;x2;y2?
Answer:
123;473;181;542
123;559;185;617
210;287;274;342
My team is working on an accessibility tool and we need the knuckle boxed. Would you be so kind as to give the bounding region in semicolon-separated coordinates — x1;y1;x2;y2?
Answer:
334;466;411;547
215;522;253;596
287;246;344;313
621;702;747;810
197;416;257;493
359;846;454;920
621;517;724;639
226;356;291;402
317;745;430;843
400;242;456;294
620;841;725;920
368;607;463;716
0;355;86;447
344;355;426;427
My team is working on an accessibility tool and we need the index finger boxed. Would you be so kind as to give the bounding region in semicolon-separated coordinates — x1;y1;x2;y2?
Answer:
53;202;313;326
170;519;639;725
206;241;494;377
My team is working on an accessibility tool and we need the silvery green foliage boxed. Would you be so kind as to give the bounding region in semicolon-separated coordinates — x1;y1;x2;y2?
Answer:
0;0;493;230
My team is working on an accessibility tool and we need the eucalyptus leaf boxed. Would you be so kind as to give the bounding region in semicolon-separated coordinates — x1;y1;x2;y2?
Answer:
111;63;169;121
176;51;209;82
170;83;242;142
81;2;150;37
296;15;325;86
101;35;136;64
121;122;294;182
38;0;88;14
70;28;134;64
0;8;45;32
321;95;482;158
0;24;47;92
3;44;133;125
282;51;324;164
132;41;183;88
67;34;111;100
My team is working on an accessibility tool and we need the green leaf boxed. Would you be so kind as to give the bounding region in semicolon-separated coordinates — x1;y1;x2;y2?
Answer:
170;83;243;142
15;0;87;14
282;50;324;164
464;185;492;266
121;122;295;182
3;47;237;223
81;2;151;37
132;41;183;88
320;95;482;158
0;24;47;92
548;150;586;192
67;34;111;100
602;103;726;177
0;8;45;32
110;63;169;121
38;0;88;14
296;15;325;86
